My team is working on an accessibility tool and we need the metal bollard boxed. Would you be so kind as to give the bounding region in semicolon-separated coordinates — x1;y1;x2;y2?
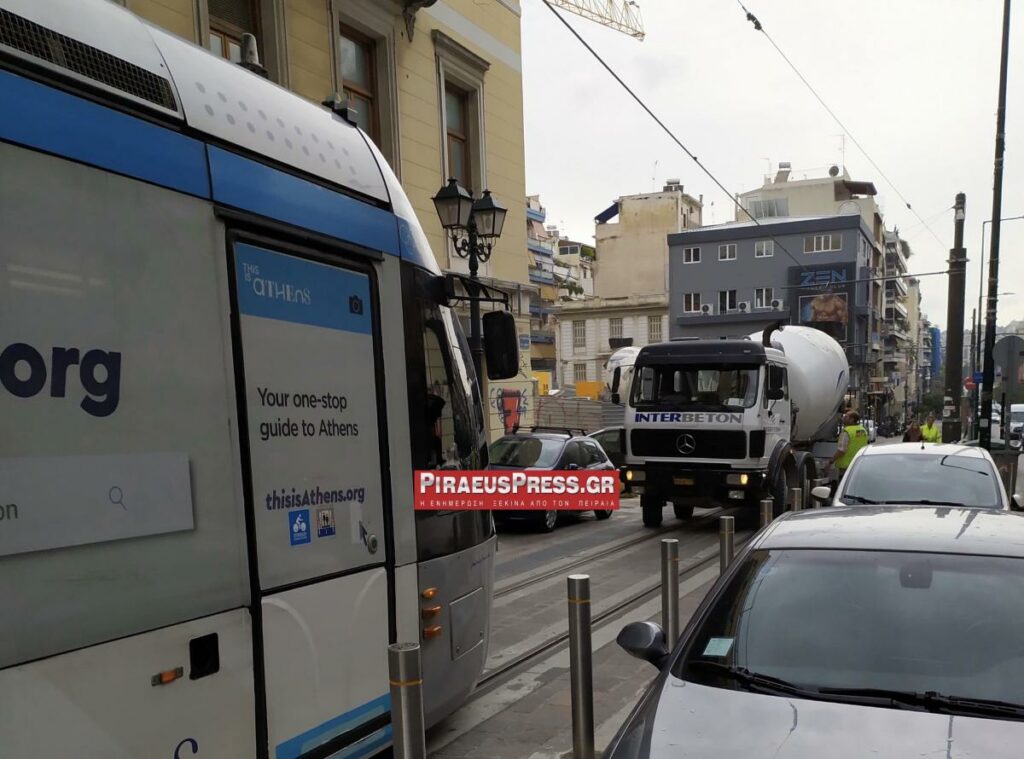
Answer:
388;643;427;759
660;539;680;643
567;574;594;759
789;487;803;512
759;498;774;528
719;516;735;574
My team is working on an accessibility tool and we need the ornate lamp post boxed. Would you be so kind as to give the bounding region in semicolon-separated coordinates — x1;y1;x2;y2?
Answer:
432;179;508;385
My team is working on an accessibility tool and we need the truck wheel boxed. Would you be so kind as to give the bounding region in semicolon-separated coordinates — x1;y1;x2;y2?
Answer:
538;510;558;532
672;502;694;520
641;495;663;528
595;510;613;520
768;471;788;519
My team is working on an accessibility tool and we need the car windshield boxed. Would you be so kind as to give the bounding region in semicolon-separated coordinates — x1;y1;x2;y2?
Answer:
488;436;563;468
1012;410;1024;423
676;548;1024;711
841;453;1000;508
632;364;759;410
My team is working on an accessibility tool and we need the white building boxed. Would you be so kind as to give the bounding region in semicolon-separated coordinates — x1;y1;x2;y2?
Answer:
555;295;668;388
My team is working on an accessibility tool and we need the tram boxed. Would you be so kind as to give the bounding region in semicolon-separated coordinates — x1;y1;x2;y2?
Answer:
0;1;512;756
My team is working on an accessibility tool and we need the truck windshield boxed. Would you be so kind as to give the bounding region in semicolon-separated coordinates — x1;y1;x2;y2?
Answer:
631;364;759;409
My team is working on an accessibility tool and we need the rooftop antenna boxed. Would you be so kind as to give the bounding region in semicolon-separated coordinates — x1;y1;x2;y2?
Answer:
652;159;658;192
835;133;846;170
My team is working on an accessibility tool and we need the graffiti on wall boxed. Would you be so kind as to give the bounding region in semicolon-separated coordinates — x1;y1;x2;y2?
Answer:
491;387;529;434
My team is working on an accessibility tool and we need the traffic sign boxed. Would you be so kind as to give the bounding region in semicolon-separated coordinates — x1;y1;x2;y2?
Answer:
973;371;984;384
964;377;976;391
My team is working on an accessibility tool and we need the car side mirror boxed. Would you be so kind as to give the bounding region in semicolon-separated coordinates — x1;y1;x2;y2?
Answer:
566;462;580;471
811;485;831;503
482;311;519;380
1012;493;1024;512
611;367;621;405
616;621;669;668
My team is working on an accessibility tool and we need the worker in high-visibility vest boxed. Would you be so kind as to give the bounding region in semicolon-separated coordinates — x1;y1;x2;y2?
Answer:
829;410;870;488
920;413;941;443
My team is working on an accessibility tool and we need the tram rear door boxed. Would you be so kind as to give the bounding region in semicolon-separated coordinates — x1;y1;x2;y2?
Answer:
229;238;393;758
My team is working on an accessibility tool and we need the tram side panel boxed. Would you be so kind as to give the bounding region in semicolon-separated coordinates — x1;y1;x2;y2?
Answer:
0;145;257;757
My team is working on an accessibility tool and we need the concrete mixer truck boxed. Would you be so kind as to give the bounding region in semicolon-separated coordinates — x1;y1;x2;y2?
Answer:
611;322;849;527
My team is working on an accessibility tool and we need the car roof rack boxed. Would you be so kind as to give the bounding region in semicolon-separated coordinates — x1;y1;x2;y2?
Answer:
516;425;586;436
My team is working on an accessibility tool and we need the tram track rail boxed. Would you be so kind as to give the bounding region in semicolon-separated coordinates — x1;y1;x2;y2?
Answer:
493;506;731;601
473;532;753;700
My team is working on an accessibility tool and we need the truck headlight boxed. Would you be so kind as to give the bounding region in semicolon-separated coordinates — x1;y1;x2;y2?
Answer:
625;470;634;481
726;473;750;486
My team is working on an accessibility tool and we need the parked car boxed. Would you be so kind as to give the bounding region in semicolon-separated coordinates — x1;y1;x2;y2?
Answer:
487;428;615;532
811;443;1017;510
865;419;878;442
589;426;629;493
607;507;1024;759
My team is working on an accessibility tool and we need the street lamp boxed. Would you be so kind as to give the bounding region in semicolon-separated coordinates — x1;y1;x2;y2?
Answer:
432;178;508;384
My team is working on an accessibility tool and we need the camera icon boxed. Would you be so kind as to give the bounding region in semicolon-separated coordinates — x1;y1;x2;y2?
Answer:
348;295;364;315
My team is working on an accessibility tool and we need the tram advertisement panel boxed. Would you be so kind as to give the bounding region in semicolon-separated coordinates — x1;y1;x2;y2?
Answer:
234;243;383;588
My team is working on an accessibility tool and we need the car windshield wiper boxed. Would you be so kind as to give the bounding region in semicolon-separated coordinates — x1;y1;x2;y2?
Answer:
887;499;972;507
841;494;878;504
816;687;1024;720
687;661;816;698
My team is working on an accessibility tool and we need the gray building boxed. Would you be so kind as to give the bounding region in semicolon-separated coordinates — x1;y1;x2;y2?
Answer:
667;214;880;405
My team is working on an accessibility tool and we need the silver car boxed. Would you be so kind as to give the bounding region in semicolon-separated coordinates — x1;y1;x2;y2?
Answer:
811;442;1020;511
607;507;1024;758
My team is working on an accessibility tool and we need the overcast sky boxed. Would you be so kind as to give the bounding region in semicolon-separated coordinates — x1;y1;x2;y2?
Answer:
521;0;1024;329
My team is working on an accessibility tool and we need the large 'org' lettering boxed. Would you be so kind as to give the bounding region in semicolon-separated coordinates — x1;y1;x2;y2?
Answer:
0;342;121;417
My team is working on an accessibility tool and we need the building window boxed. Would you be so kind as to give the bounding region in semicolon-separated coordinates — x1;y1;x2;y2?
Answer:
748;198;788;219
682;246;700;264
648;315;662;343
572;320;586;350
574;363;588;383
683;293;701;313
719;289;737;313
754;240;774;258
754;287;774;309
609;317;623;339
445;85;471;187
718;244;737;261
434;30;489;197
338;26;378;142
804;233;842;253
208;0;259;62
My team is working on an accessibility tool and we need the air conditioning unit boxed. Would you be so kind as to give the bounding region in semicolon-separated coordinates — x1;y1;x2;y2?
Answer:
737;301;750;314
770;299;784;311
700;303;713;315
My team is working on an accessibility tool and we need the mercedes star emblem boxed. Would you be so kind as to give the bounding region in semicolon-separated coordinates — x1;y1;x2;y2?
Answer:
676;433;696;455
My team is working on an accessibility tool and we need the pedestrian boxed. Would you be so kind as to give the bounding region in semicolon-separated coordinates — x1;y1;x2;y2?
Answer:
829;410;870;490
903;421;922;442
920;412;941;443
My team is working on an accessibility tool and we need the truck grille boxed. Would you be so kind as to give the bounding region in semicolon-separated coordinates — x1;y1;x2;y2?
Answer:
631;429;747;460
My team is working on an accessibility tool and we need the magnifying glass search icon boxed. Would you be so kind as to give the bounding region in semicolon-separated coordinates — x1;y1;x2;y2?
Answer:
109;486;127;510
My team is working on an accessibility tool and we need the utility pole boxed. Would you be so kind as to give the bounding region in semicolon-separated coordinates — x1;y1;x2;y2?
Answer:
969;307;978;437
942;192;967;442
980;0;1013;451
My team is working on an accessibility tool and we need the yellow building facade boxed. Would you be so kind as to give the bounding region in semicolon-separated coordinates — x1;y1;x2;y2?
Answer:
121;0;533;439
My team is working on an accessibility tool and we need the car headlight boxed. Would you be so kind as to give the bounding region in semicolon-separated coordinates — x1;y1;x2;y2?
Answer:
726;473;750;486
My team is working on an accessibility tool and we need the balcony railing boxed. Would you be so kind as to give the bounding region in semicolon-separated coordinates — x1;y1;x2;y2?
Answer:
529;267;554;284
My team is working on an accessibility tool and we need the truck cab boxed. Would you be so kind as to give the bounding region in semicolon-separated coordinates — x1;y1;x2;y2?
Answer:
615;324;843;527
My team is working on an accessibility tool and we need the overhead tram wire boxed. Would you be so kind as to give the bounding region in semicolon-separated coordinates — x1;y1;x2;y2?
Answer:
539;0;808;271
736;0;948;251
